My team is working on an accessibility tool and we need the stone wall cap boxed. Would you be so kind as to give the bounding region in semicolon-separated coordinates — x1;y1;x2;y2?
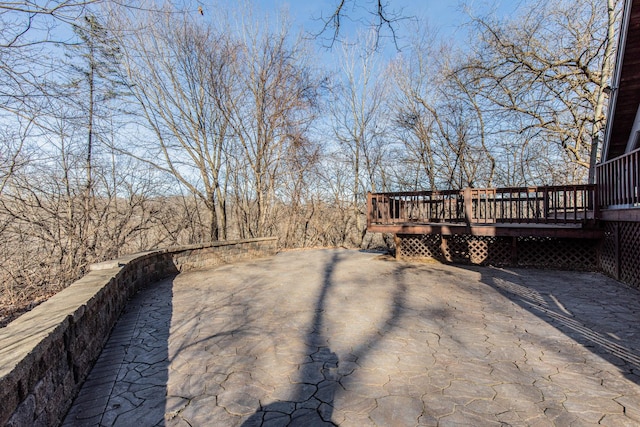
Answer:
164;237;278;252
89;250;160;271
88;238;277;271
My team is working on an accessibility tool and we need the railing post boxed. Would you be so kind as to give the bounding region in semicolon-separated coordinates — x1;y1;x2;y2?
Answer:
366;192;372;229
463;187;473;224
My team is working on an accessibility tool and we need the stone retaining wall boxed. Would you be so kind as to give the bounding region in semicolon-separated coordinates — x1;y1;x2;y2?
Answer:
0;238;277;427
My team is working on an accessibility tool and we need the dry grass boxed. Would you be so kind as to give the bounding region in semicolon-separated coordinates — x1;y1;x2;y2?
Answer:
0;188;391;329
0;293;57;328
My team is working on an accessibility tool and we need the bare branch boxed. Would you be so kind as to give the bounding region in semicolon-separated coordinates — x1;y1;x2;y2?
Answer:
313;0;407;50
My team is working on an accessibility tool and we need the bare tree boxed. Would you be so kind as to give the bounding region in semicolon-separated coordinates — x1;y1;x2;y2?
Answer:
458;0;620;183
330;31;391;245
222;16;323;239
115;7;235;241
0;0;101;115
0;131;164;325
67;14;123;196
0;0;104;198
0;2;181;324
390;27;496;191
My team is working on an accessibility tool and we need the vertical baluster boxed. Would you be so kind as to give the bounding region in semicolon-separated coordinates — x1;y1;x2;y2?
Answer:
610;161;614;206
604;164;607;206
631;151;640;205
612;161;616;205
573;187;578;220
605;163;609;206
618;159;622;205
623;156;627;205
530;188;534;222
609;162;612;205
488;190;492;221
528;188;531;222
631;153;635;205
604;163;609;206
537;188;542;221
387;195;391;222
426;193;431;221
562;186;572;223
492;189;495;221
627;155;631;205
543;187;548;223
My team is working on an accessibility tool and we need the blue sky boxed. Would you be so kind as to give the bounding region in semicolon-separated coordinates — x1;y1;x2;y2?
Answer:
202;0;523;54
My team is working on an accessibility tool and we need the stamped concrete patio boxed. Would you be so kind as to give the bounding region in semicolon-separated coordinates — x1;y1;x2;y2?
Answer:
63;248;640;426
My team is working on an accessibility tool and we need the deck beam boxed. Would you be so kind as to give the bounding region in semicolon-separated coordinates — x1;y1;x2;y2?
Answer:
367;223;603;239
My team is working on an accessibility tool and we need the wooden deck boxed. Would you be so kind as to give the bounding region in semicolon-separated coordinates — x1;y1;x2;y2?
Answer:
367;185;602;239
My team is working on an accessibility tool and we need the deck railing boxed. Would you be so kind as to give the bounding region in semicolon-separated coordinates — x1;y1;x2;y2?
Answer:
596;147;640;208
367;185;596;227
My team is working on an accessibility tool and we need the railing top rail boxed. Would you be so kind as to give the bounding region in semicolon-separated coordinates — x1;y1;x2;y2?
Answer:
597;146;640;167
369;189;462;197
370;184;594;198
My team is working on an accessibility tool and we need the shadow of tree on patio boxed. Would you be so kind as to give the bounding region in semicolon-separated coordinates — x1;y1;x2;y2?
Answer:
241;250;411;426
470;265;640;385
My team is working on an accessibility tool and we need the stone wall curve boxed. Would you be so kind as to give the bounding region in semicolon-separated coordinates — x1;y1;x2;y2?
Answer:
0;238;278;426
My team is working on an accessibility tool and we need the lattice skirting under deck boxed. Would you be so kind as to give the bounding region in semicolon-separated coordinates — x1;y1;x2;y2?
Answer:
396;234;599;270
599;221;640;288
